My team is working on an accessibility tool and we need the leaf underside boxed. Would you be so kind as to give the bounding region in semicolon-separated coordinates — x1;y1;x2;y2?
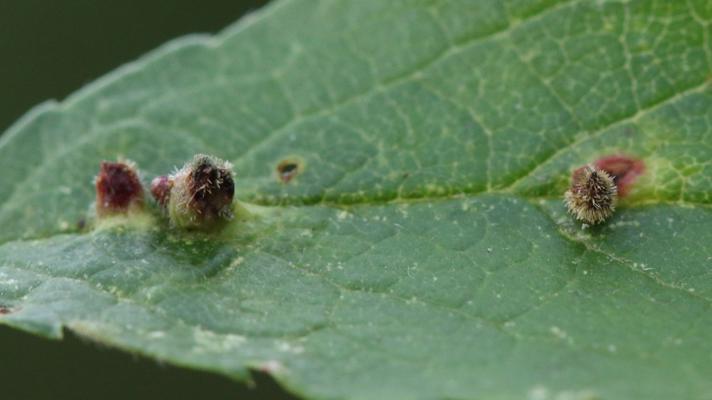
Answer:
1;1;711;399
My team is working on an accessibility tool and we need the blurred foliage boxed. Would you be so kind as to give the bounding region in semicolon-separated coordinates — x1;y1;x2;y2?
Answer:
0;0;267;133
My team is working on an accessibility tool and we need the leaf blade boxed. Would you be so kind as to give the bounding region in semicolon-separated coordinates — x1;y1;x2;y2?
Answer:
1;1;711;399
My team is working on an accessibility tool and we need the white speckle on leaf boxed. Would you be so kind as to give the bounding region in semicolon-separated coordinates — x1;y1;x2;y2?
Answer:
0;275;19;287
529;384;597;400
528;385;549;400
425;183;440;193
259;360;286;374
276;340;305;354
550;326;568;340
229;256;245;270
149;331;166;339
193;327;246;353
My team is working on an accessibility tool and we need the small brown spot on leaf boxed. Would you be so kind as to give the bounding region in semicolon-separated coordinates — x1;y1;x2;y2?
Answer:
0;306;12;315
594;155;645;197
277;160;301;183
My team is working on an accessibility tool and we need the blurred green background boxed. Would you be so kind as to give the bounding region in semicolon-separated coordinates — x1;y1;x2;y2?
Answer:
0;1;299;399
0;0;265;133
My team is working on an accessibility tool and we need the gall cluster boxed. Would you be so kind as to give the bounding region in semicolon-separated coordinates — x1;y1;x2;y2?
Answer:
94;154;235;230
564;155;644;225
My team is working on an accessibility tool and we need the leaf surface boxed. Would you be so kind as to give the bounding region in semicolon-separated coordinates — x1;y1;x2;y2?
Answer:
1;1;711;399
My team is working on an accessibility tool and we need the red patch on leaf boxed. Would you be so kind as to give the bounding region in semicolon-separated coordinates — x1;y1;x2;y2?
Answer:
594;155;645;197
95;161;144;216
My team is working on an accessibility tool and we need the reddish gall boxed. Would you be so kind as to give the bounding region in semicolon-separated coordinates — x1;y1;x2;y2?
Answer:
95;161;144;216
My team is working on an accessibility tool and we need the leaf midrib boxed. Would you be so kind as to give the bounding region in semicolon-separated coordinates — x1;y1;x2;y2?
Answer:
3;193;708;376
1;193;710;306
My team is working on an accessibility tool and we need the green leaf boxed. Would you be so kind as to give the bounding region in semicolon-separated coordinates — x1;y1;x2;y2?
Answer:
1;0;711;399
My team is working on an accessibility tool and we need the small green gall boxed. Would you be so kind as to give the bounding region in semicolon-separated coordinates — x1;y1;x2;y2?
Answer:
564;164;617;225
166;154;235;230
